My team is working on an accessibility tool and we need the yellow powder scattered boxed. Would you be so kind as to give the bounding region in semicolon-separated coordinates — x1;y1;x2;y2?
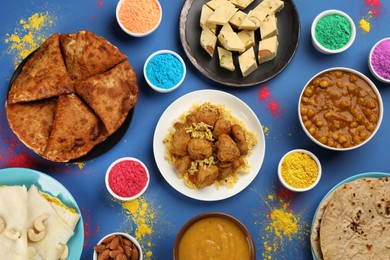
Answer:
359;18;371;32
252;187;311;260
263;126;270;136
5;11;55;65
122;197;156;259
74;162;85;169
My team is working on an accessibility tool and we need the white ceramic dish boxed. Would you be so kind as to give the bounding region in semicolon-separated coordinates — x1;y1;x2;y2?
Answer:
105;157;150;201
311;9;356;54
298;67;383;151
93;232;143;260
153;89;266;201
0;168;84;260
368;37;390;84
278;149;322;192
116;0;162;37
144;50;186;93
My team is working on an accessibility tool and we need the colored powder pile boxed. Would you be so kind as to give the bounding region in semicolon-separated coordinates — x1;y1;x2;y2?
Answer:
371;39;390;80
359;0;382;33
5;11;55;65
118;0;161;34
254;187;310;260
315;14;351;50
121;197;157;259
257;86;282;117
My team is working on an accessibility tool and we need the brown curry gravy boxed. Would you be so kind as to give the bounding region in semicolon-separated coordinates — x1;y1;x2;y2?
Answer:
300;69;380;149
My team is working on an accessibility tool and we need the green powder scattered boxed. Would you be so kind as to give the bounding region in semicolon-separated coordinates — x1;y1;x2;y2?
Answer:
315;14;352;50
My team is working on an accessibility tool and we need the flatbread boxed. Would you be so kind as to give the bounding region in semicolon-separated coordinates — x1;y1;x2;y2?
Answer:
0;185;28;259
43;94;107;162
5;99;57;155
27;185;76;260
319;177;390;260
60;30;127;80
7;33;74;104
75;60;138;134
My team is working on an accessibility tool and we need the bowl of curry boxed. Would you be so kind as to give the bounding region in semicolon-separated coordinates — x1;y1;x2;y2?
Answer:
173;212;255;260
298;67;383;151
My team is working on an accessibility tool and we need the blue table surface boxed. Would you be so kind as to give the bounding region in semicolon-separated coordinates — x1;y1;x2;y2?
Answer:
0;0;389;259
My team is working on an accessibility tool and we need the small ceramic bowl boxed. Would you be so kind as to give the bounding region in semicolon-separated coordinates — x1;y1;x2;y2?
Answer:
105;157;149;201
173;212;256;260
144;50;186;93
311;10;356;54
278;149;322;192
116;0;162;37
93;232;143;260
298;67;383;151
368;37;390;84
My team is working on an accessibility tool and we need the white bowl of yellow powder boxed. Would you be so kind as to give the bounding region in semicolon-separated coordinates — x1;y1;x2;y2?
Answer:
278;149;322;192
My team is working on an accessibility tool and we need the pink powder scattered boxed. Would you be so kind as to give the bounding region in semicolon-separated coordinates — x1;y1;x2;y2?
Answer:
97;1;103;7
365;0;381;9
257;86;282;117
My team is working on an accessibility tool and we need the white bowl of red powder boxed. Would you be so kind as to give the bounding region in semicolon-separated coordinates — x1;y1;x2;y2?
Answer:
116;0;162;37
105;157;149;201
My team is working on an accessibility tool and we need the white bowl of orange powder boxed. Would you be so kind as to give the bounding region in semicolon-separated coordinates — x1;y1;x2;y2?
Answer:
116;0;162;37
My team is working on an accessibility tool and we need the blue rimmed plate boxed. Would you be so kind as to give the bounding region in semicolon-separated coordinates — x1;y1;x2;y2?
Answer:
0;167;84;259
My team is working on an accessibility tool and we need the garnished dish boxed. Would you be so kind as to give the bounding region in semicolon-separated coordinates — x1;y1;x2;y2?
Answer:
153;90;265;201
311;172;390;260
180;0;300;86
6;30;138;162
163;102;257;189
0;168;83;259
299;67;383;150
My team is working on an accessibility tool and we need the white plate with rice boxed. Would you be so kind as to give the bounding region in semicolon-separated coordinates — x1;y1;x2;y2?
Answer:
153;89;265;201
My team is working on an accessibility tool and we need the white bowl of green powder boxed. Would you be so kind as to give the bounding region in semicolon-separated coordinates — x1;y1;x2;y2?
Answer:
311;10;356;54
144;49;186;93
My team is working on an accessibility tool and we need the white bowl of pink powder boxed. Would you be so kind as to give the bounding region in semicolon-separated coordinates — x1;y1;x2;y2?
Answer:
116;0;162;37
369;37;390;84
105;157;150;201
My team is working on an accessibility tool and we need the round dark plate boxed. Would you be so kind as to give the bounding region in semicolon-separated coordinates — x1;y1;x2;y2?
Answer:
179;0;300;87
7;49;134;162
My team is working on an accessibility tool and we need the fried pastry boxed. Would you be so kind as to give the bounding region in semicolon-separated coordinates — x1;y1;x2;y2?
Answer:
75;60;138;135
43;94;107;162
7;33;73;104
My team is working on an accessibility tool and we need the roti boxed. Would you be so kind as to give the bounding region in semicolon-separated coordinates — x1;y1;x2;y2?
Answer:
7;33;74;104
43;94;107;162
319;177;390;260
60;30;127;80
75;60;138;135
5;99;57;156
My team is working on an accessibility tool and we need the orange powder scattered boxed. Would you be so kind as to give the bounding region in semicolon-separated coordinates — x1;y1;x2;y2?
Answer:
118;0;161;34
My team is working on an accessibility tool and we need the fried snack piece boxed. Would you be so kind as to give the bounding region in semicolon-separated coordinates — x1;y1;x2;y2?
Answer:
216;133;240;163
231;124;248;154
60;30;127;80
194;165;219;188
5;99;57;156
75;60;138;135
8;33;73;104
187;138;213;160
171;122;191;157
43;94;107;162
213;118;231;138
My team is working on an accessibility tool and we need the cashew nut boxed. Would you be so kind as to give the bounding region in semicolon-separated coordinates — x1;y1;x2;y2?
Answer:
5;229;21;240
28;228;46;242
0;217;5;233
28;247;36;257
59;245;69;260
33;214;48;232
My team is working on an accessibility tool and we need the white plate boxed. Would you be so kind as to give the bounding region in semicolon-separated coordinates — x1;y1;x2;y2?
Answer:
0;167;84;259
153;89;265;201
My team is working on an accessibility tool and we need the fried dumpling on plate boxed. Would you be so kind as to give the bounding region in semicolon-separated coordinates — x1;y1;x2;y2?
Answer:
75;60;138;135
43;94;107;162
7;33;74;104
60;30;127;80
5;99;57;156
